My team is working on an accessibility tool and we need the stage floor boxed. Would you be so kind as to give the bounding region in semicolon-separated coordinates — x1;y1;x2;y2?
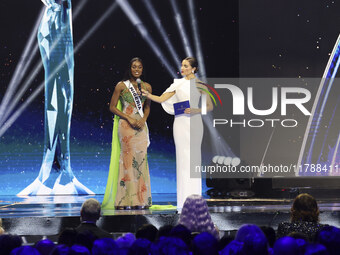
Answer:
2;193;340;240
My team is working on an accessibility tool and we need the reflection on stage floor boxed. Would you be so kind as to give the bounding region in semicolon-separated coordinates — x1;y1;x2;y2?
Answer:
1;193;340;238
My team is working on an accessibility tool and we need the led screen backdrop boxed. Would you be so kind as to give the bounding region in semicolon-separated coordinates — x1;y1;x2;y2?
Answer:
0;0;238;195
0;0;339;196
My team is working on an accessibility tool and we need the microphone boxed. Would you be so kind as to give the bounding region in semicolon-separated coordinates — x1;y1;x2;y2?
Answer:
136;78;142;97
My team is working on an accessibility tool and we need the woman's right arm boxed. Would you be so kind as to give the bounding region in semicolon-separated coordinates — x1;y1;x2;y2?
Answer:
109;82;138;127
141;89;175;103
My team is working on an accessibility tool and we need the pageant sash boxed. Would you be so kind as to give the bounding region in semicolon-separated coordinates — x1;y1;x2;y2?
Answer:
123;80;150;147
124;80;144;118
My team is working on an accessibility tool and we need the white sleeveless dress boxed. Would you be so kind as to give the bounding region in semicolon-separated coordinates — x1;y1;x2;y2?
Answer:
162;78;203;209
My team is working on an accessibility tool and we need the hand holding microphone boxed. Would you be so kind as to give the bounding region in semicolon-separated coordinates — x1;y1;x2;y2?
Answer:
136;78;142;97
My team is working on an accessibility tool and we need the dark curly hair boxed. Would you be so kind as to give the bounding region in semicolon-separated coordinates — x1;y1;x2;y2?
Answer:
291;193;319;223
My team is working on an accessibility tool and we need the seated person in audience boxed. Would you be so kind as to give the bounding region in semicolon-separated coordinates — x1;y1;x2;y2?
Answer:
170;225;191;248
0;234;22;255
10;246;40;255
76;198;112;239
220;240;243;255
273;236;299;255
304;243;329;255
35;239;55;255
277;193;327;241
235;224;267;243
135;224;158;242
242;233;269;255
234;224;270;255
178;194;219;239
116;233;135;255
315;225;340;255
92;238;119;255
70;244;90;255
150;237;189;255
192;232;219;255
129;238;152;255
50;245;70;255
260;226;276;248
58;228;77;246
156;225;173;240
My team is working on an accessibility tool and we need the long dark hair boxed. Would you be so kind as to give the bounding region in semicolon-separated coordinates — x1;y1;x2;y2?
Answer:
122;57;144;81
291;193;319;222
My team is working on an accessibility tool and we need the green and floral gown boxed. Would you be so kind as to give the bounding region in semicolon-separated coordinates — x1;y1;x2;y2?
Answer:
114;82;152;207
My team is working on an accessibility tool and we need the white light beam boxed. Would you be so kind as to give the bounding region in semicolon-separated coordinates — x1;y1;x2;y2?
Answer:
0;1;118;135
142;0;181;69
170;0;193;57
188;0;206;79
117;0;177;77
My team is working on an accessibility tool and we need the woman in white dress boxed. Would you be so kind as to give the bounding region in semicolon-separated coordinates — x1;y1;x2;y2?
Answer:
142;57;213;208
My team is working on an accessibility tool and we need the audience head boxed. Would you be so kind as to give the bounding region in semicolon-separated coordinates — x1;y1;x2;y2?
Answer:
288;234;308;255
0;234;23;255
80;198;101;222
315;226;340;255
70;245;90;255
260;226;276;248
92;238;119;255
10;246;40;255
220;240;243;255
150;237;189;255
135;224;158;242
51;244;71;255
273;236;299;255
170;224;191;247
128;238;151;255
178;194;218;239
192;232;218;255
35;239;55;255
116;232;136;248
75;230;96;252
304;243;329;255
58;228;77;247
217;234;234;252
156;225;173;240
242;233;268;255
235;224;266;243
291;193;319;223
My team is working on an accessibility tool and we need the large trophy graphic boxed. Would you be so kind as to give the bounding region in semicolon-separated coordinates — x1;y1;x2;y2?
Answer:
18;0;93;195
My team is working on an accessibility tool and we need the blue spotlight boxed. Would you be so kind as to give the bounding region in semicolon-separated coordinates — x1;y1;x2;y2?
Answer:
117;0;177;77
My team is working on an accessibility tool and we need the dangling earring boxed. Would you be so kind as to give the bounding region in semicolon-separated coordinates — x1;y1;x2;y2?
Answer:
192;70;194;73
